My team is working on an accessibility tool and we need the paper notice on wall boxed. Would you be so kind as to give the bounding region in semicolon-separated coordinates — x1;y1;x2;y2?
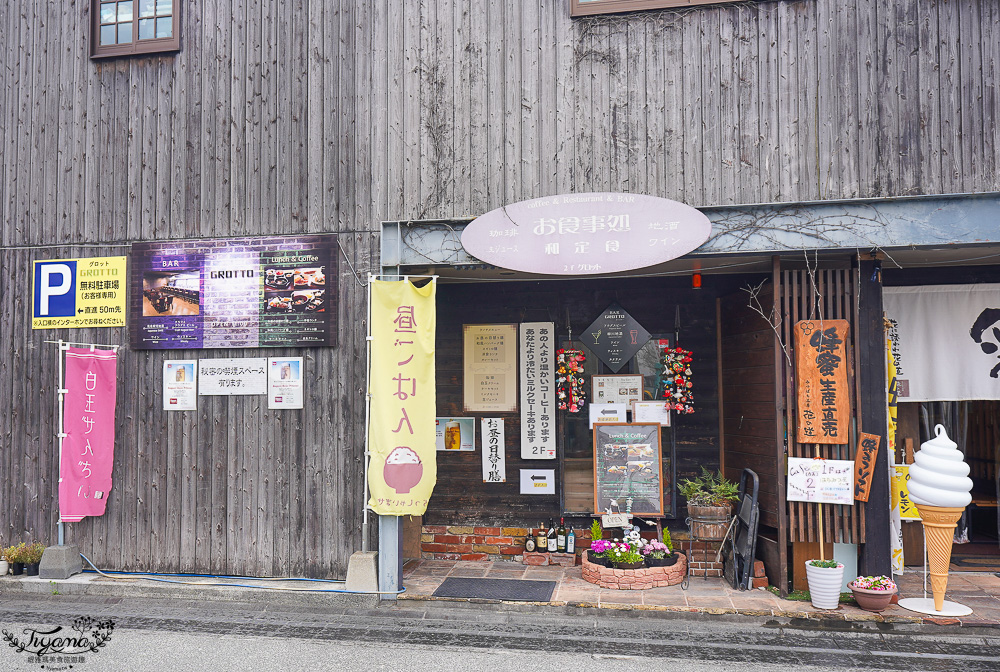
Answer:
268;357;304;409
481;417;506;483
163;361;197;410
787;457;855;505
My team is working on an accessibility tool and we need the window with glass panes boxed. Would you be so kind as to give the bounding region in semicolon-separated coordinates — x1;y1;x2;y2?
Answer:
92;0;179;58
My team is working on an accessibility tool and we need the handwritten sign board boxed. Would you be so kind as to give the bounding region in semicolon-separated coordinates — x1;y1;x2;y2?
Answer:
892;465;921;520
853;433;881;502
463;324;518;412
481;418;506;483
583;303;651;373
787;457;855;505
593;423;663;516
795;320;850;444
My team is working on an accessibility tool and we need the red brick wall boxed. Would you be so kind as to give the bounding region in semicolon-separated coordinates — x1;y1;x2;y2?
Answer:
421;525;590;561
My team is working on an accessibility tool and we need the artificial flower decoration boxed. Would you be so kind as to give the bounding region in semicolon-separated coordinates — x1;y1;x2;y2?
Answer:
556;348;587;413
661;346;694;414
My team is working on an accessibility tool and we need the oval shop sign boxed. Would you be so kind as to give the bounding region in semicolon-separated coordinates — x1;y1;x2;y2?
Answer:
460;192;711;275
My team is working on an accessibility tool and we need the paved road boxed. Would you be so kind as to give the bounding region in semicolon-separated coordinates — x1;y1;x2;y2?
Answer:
0;594;998;671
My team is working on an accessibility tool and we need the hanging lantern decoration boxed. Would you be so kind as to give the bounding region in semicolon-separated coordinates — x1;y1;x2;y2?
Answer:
556;348;587;413
661;346;694;414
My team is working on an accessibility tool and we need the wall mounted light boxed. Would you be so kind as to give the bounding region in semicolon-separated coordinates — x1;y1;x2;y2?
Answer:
692;272;702;290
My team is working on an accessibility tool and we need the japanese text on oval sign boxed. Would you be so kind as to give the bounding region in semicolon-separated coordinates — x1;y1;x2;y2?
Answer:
795;320;850;445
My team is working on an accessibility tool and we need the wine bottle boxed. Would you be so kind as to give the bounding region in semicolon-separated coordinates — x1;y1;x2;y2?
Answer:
567;527;576;554
547;518;557;553
557;517;567;553
536;522;547;553
524;529;536;553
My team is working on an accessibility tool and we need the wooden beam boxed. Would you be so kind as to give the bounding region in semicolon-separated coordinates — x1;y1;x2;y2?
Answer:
857;258;891;576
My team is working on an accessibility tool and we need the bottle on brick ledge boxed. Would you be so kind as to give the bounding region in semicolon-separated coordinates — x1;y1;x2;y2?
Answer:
547;518;557;553
524;528;536;553
557;517;567;553
536;522;547;553
567;527;576;554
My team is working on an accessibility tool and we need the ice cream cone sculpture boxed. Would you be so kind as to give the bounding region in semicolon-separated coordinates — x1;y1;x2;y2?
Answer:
907;425;973;612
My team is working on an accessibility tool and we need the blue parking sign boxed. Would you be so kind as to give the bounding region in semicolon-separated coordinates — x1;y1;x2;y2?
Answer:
33;260;78;318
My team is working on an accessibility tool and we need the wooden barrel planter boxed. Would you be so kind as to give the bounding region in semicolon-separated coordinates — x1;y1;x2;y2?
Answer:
582;550;687;590
687;505;731;540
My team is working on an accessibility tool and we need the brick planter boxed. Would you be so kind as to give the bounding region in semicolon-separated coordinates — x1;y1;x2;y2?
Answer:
581;550;687;590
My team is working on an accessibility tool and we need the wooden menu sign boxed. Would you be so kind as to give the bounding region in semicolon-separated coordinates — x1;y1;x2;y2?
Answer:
794;319;850;444
853;432;881;502
593;423;663;516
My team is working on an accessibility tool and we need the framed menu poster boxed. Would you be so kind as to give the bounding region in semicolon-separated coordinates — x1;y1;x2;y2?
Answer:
463;324;518;412
593;423;663;516
592;374;643;406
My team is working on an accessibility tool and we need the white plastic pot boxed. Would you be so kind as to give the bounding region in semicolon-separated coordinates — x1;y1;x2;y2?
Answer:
805;561;844;610
0;560;8;576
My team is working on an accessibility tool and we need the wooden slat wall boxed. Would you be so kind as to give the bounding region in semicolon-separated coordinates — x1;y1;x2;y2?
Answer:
780;266;864;544
718;285;780;529
2;1;999;573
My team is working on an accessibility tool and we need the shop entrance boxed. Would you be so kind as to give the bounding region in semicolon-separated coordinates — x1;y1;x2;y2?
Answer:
898;400;1000;571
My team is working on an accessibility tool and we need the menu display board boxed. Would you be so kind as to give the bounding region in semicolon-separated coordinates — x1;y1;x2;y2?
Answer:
794;319;850;444
593;423;663;516
130;235;338;349
592;374;643;406
583;303;651;373
463;324;518;412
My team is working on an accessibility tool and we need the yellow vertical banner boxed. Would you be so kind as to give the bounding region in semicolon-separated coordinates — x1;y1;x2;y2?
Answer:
368;279;437;515
886;337;898;456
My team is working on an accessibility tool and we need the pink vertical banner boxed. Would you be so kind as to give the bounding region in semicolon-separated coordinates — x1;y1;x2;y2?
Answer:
60;348;118;522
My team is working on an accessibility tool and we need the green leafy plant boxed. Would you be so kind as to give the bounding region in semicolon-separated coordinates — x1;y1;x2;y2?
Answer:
661;528;673;553
806;559;841;569
590;518;603;542
607;543;643;565
679;467;740;507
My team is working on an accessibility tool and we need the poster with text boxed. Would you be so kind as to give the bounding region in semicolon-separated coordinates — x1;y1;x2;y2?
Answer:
520;322;555;459
786;457;855;505
593;423;663;516
198;358;268;395
463;324;517;412
268;357;304;409
163;360;197;410
130;235;338;349
794;319;850;444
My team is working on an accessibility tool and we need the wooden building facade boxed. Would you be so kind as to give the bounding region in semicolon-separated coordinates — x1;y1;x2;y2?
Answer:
2;0;999;582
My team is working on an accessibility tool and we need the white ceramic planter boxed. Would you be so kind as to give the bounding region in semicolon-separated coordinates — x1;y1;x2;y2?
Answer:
805;561;845;609
0;560;8;576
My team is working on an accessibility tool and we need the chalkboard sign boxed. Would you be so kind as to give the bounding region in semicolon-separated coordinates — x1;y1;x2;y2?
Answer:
593;423;663;516
786;457;855;505
584;303;651;373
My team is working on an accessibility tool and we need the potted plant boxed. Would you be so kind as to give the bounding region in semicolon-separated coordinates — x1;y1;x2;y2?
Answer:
848;575;897;612
587;539;613;567
607;542;644;569
804;559;845;610
641;539;673;567
679;467;739;539
23;542;45;576
6;543;26;576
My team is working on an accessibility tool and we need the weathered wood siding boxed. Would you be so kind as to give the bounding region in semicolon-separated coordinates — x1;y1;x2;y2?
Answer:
1;0;997;574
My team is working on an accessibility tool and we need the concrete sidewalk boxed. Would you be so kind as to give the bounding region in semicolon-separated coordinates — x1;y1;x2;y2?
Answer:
401;558;1000;627
2;561;999;628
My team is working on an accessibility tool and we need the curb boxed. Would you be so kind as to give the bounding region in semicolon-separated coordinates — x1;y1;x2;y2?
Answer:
397;592;1000;629
0;574;381;609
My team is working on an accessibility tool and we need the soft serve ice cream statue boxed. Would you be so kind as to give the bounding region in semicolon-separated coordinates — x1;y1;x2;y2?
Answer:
906;424;973;508
906;424;974;611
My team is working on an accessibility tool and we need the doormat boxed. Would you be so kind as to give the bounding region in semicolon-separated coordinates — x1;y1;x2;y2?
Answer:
950;555;1000;570
431;577;556;602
